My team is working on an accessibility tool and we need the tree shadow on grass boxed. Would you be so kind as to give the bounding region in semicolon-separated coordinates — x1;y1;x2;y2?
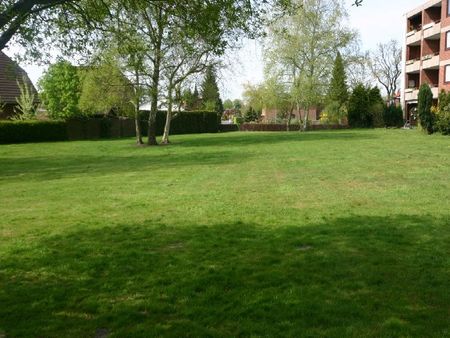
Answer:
1;214;449;337
0;149;252;182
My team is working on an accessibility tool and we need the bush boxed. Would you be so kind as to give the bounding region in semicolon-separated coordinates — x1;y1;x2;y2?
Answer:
0;120;68;144
322;101;347;125
383;105;404;127
348;84;372;128
417;84;434;134
368;87;384;128
435;108;450;135
435;91;450;135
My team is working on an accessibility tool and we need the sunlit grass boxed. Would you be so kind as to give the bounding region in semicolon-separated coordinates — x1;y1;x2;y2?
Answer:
0;129;449;337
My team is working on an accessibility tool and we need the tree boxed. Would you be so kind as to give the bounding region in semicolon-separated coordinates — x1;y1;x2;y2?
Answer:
417;83;434;134
38;59;81;119
348;84;371;128
201;66;222;112
161;39;214;144
223;99;234;110
264;0;356;130
368;87;384;128
369;40;402;100
13;76;37;120
327;52;348;106
244;106;260;122
78;57;134;117
243;83;265;113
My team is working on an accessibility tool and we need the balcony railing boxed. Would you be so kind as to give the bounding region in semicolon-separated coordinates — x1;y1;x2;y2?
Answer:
424;21;441;39
405;59;421;73
422;53;440;69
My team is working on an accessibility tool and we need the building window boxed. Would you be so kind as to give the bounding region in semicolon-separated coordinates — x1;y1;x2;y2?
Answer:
448;0;450;16
445;65;450;83
447;31;450;50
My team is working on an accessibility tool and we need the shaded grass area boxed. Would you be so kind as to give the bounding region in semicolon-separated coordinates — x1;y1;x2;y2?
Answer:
0;130;449;337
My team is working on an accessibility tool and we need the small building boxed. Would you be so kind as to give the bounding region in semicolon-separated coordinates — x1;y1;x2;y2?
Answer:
0;51;39;119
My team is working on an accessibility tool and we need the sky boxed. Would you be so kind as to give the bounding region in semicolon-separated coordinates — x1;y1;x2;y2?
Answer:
6;0;426;101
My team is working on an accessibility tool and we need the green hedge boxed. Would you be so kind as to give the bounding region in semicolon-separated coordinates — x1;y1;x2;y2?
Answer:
0;111;219;144
0;121;68;144
140;110;219;135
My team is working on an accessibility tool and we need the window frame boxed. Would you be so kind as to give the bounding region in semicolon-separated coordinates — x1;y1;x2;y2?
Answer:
446;31;450;50
448;0;450;17
445;65;450;83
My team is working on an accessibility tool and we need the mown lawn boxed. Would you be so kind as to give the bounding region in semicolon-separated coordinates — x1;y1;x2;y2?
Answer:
0;129;449;337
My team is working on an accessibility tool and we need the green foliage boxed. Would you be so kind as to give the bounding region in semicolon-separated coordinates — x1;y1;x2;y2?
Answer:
322;101;347;124
12;76;37;120
244;106;260;122
348;84;371;128
223;99;234;110
201;66;222;113
233;116;244;126
383;105;404;127
368;87;384;128
327;52;348;106
417;83;434;134
0;120;67;144
435;90;450;135
78;59;134;117
182;87;201;111
39;60;82;119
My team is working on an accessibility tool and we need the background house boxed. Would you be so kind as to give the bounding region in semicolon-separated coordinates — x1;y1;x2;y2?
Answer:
0;51;39;119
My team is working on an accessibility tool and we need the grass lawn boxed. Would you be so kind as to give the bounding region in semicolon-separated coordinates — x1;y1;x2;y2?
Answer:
0;129;449;337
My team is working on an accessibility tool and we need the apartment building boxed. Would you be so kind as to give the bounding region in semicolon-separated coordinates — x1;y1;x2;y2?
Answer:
404;0;450;122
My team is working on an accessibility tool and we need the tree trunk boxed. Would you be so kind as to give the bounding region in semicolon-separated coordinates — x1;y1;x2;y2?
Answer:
302;106;310;131
134;70;143;145
161;85;173;144
286;107;293;131
147;59;160;146
147;16;163;146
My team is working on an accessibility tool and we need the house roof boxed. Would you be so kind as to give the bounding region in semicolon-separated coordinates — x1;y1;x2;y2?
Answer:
0;51;38;104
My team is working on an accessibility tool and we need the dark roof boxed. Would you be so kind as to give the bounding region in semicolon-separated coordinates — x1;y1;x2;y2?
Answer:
0;51;38;104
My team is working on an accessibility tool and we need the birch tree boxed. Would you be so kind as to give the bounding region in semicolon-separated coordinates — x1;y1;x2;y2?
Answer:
161;42;214;144
264;0;356;130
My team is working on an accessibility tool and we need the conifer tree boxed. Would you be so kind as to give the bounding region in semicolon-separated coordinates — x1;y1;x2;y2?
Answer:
417;83;434;134
201;66;222;112
328;52;348;106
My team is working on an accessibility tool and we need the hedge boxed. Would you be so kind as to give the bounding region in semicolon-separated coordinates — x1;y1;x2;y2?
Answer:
0;120;68;144
239;123;349;132
140;110;218;135
0;111;219;144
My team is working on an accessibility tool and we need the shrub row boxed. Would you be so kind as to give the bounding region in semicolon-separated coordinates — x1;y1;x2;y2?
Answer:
0;120;68;144
0;111;219;144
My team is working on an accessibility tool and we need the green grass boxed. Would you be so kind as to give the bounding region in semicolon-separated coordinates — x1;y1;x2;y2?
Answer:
0;129;449;337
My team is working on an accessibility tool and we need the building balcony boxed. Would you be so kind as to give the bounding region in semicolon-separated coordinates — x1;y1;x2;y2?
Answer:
406;30;422;46
422;53;440;69
405;59;421;73
404;88;419;101
423;21;441;40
